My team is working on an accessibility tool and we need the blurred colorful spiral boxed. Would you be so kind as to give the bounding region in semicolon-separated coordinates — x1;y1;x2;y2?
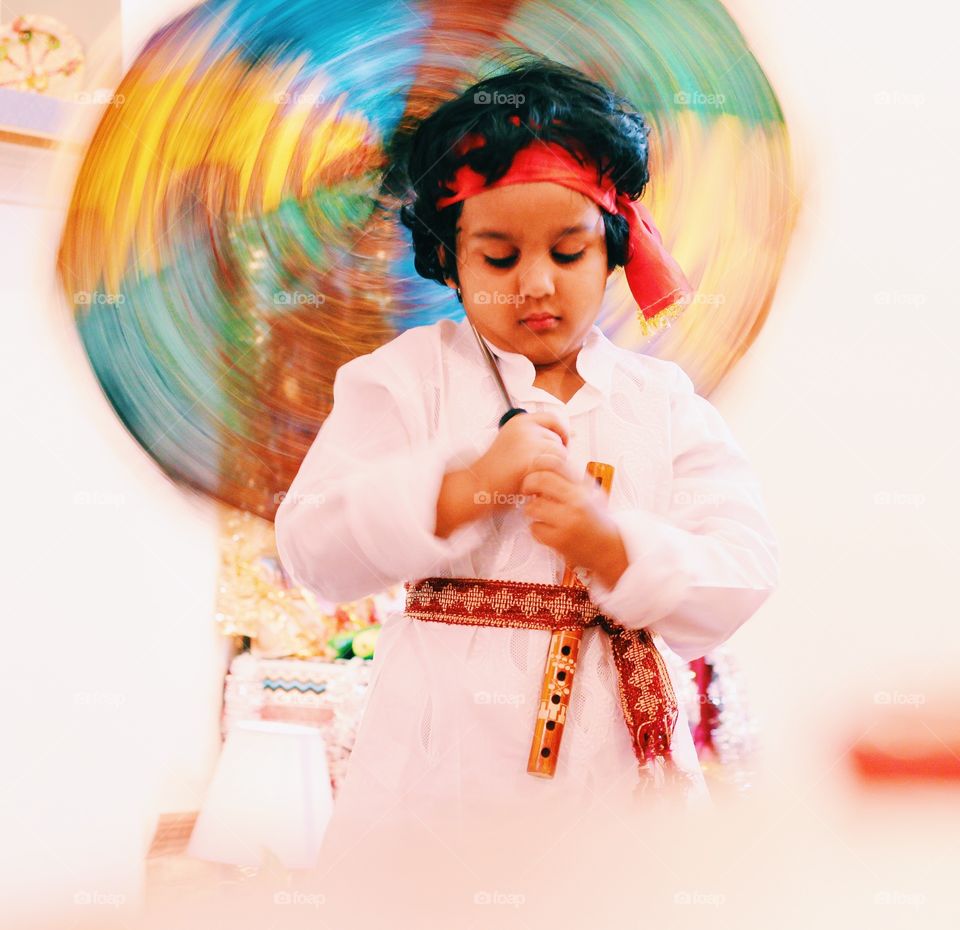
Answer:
57;0;797;518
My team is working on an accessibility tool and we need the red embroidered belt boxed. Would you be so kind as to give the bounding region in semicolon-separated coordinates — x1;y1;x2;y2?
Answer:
403;576;679;770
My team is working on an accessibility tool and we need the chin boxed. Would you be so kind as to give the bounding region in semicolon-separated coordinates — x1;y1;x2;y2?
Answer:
522;343;569;366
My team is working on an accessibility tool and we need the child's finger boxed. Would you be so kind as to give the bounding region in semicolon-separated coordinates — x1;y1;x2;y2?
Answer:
536;454;582;486
527;450;568;476
527;412;569;446
523;493;565;527
521;468;572;501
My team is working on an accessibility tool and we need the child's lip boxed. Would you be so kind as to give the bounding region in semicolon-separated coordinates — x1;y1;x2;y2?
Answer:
521;313;559;322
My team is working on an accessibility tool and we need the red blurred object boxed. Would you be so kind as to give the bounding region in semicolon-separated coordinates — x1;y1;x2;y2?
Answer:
689;656;721;758
849;704;960;782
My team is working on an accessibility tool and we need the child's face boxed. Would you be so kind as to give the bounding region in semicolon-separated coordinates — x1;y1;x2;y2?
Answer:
441;181;614;366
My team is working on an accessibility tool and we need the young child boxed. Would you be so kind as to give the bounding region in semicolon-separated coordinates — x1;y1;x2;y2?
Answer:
276;57;779;855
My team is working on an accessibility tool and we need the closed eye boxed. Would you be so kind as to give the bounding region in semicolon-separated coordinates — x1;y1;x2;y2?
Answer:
483;250;586;269
484;255;518;269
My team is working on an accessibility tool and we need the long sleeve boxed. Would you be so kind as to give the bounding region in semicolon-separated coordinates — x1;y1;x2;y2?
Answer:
274;345;497;605
585;362;780;661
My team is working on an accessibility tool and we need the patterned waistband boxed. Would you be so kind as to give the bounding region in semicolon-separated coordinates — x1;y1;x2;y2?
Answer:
403;576;680;772
404;576;622;634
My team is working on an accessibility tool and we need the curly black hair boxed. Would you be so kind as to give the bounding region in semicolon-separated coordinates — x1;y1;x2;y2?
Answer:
392;54;652;298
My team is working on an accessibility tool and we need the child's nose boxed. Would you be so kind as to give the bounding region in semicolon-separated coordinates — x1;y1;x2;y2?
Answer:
517;258;556;300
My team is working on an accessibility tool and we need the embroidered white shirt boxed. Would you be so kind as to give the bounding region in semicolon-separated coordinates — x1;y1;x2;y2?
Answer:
275;316;779;831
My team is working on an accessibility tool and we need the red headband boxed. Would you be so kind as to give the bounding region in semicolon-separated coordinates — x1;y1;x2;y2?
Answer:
435;120;693;335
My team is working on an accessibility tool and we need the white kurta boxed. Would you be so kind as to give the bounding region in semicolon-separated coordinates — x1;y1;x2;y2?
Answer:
275;316;780;861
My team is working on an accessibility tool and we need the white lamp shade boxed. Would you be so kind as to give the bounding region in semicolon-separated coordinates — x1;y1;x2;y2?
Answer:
187;720;334;870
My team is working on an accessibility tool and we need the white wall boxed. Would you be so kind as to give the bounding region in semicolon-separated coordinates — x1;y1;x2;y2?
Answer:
717;0;960;790
121;0;195;68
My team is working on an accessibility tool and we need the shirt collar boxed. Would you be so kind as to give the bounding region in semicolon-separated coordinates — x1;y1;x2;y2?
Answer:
462;320;615;405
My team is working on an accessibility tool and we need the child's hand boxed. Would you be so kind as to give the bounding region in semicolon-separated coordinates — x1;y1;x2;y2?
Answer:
520;459;629;588
471;412;568;508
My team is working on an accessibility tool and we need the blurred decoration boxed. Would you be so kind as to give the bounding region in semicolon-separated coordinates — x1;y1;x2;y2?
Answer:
55;0;797;521
216;504;401;659
663;645;757;794
0;15;84;97
850;699;960;784
222;652;374;794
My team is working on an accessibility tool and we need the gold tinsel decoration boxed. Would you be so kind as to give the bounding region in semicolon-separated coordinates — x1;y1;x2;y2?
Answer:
214;503;393;659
